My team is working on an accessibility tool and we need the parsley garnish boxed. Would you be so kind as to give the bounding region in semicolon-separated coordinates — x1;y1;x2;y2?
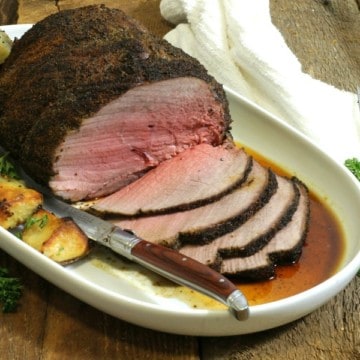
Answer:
25;214;48;230
0;153;19;179
0;267;22;312
344;158;360;276
344;158;360;182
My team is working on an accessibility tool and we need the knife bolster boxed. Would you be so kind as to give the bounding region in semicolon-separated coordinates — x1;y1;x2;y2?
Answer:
108;227;142;259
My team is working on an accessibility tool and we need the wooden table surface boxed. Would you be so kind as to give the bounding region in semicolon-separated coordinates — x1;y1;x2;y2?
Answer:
0;1;359;359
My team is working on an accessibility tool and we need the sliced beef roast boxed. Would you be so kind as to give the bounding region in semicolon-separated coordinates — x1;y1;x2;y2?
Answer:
114;160;277;248
179;175;300;266
92;143;251;216
220;181;310;280
0;5;230;201
0;5;312;282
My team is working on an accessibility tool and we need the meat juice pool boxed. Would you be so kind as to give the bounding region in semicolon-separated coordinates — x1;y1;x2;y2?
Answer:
235;145;344;305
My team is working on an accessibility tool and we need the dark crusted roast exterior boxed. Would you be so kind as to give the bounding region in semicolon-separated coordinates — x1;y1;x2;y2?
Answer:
0;5;230;192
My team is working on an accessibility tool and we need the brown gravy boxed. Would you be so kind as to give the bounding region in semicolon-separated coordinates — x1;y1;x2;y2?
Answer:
236;146;345;305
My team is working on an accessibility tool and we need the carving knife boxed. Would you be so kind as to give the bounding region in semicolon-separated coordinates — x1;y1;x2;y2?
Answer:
16;166;249;321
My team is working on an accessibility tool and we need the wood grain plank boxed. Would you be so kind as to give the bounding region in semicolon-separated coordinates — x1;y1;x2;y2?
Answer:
0;250;199;360
270;0;360;92
0;250;49;360
201;277;360;360
41;286;199;360
43;286;198;360
0;0;18;25
17;0;57;24
17;0;172;36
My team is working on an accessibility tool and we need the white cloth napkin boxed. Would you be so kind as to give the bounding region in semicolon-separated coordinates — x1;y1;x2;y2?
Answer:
160;0;360;164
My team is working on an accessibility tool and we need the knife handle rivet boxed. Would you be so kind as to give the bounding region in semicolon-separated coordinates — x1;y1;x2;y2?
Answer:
219;278;225;283
181;257;187;262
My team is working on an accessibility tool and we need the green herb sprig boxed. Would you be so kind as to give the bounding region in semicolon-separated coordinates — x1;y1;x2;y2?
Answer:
344;157;360;276
0;153;19;179
24;214;49;230
0;267;22;312
344;158;360;182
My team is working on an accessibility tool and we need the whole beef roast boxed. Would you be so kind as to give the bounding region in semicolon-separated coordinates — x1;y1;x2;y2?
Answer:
0;5;230;201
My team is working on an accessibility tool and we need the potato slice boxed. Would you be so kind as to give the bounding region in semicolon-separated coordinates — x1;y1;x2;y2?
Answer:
0;176;43;229
22;208;89;263
0;30;12;64
41;218;89;263
21;208;61;251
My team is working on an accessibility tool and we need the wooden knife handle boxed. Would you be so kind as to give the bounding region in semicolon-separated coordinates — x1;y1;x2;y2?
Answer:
131;239;249;320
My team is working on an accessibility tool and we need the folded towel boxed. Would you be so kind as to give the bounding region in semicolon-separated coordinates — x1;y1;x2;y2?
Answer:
160;0;360;164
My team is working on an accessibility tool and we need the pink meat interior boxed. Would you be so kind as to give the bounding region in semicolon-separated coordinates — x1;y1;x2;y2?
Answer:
49;77;226;201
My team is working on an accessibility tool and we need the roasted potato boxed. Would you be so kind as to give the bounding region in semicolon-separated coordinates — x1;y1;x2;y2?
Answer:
0;172;89;264
22;208;89;263
0;30;12;64
41;217;89;263
0;176;43;229
21;208;61;251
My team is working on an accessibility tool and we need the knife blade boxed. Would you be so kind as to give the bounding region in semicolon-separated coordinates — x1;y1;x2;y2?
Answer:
15;164;249;321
